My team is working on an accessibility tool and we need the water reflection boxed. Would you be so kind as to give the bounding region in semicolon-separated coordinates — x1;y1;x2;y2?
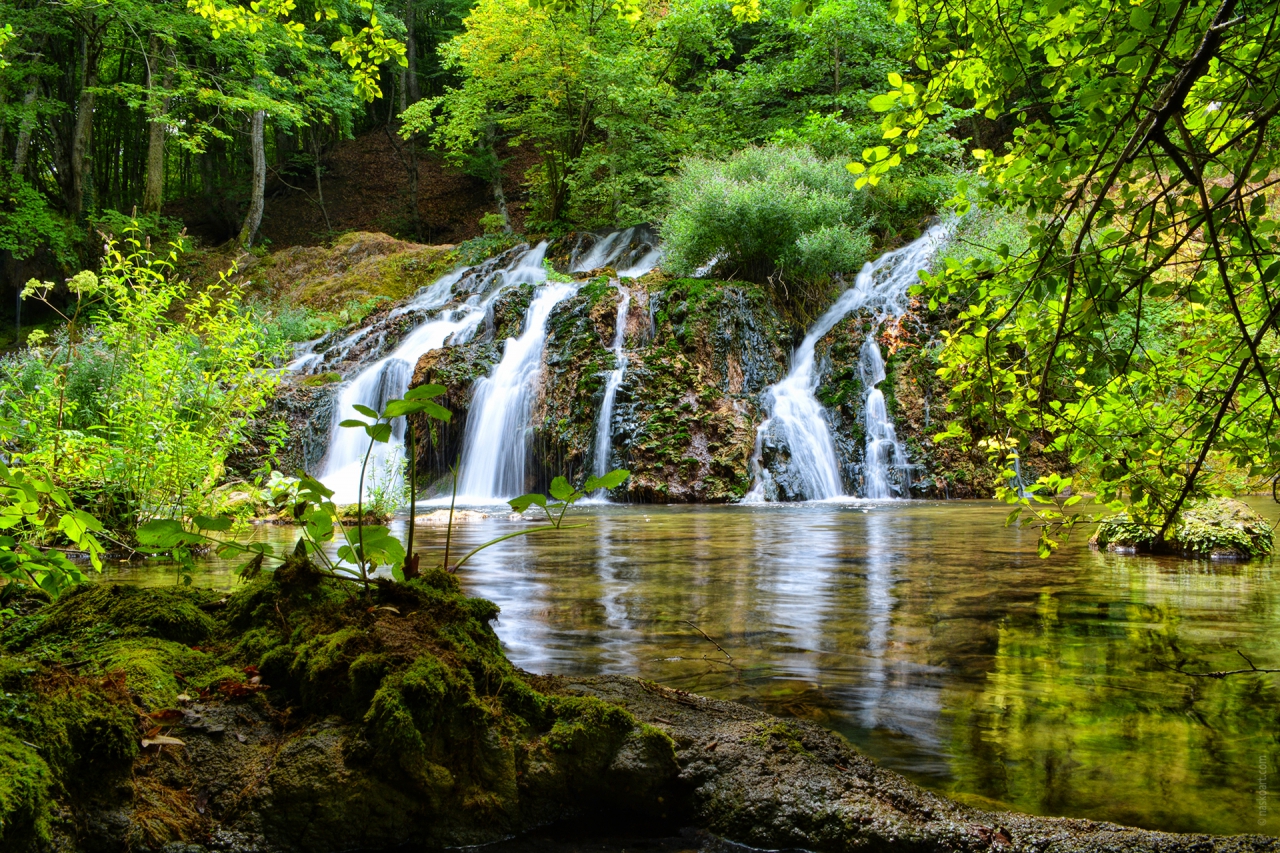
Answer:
103;500;1280;835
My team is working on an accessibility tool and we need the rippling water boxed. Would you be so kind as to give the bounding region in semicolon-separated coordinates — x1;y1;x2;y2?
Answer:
105;499;1280;835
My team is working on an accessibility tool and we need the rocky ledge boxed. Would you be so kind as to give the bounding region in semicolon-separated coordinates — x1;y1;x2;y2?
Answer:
1091;497;1274;559
0;573;1274;853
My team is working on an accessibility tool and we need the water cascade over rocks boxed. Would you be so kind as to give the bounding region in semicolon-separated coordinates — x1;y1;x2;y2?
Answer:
306;243;551;504
456;282;579;502
571;225;662;276
746;224;949;501
593;286;632;482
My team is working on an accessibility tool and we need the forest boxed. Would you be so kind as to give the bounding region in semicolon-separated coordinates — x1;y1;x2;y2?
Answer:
0;0;1278;848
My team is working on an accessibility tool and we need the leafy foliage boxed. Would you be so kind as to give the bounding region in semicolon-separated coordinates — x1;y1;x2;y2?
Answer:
873;0;1280;551
661;145;874;294
0;456;105;598
0;221;280;530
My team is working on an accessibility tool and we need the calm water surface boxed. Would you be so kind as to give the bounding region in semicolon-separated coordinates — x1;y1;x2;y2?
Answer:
106;499;1280;835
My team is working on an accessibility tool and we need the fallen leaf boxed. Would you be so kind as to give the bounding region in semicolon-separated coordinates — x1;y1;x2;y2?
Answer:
141;735;186;748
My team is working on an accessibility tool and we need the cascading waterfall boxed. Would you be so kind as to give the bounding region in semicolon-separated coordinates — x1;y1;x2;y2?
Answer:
859;335;911;499
571;226;662;277
746;224;949;501
455;282;579;502
311;242;550;505
593;286;632;481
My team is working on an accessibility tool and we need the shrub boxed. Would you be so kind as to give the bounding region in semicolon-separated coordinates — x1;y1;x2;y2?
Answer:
1;222;283;529
660;145;873;286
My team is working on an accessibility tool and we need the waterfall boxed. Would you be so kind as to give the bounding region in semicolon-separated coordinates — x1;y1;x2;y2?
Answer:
746;225;949;501
570;225;662;277
593;286;632;482
860;335;911;499
312;242;550;505
456;282;579;501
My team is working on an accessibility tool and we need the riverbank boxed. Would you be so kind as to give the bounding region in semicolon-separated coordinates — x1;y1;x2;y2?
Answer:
98;499;1280;835
2;572;1277;852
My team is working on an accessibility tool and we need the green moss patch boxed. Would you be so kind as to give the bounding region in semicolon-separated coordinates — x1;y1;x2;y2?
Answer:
0;730;50;848
1093;498;1274;558
0;562;680;850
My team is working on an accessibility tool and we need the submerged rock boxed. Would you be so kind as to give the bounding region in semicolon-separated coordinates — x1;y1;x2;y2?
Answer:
1092;498;1274;558
1;577;1276;852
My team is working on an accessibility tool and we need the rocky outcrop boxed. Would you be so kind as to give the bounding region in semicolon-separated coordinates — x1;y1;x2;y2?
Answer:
1092;497;1275;558
259;233;998;502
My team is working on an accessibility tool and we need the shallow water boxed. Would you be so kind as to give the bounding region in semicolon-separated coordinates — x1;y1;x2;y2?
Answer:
105;499;1280;835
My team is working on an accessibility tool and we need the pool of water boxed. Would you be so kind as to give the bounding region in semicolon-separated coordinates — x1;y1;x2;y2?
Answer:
105;499;1280;835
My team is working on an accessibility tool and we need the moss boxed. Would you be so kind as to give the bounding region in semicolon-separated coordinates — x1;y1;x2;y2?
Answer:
301;371;342;386
0;729;50;849
0;567;671;848
542;696;635;753
3;584;217;655
745;721;813;757
96;638;236;709
1094;498;1274;558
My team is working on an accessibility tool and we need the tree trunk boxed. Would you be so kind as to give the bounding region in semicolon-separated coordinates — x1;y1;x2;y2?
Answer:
142;39;173;215
70;30;100;218
238;110;266;248
11;79;39;179
311;122;331;233
485;123;512;233
405;0;420;104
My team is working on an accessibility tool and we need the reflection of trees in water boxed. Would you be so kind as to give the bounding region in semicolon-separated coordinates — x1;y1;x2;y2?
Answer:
943;562;1280;835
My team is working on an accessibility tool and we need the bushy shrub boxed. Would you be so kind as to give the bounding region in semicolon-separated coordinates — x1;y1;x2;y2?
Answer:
1;222;283;529
661;145;873;286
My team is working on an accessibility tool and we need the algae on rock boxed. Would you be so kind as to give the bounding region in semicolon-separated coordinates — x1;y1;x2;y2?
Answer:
1092;498;1274;558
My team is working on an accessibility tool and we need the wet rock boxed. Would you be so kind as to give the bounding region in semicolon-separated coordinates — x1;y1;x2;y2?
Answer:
1092;498;1274;558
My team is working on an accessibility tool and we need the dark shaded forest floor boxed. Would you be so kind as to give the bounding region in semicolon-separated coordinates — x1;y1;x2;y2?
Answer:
170;128;538;250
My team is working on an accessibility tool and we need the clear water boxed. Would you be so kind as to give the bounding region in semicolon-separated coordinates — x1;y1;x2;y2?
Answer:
105;500;1280;835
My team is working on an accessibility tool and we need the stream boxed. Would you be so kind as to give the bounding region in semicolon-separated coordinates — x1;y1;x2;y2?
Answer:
105;498;1280;835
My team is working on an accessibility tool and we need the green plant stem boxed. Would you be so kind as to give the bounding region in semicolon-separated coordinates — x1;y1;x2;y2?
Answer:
356;435;374;591
405;421;416;572
452;523;584;571
443;458;459;571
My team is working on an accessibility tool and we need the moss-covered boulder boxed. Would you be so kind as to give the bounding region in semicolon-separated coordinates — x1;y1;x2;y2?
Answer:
1092;498;1274;558
0;574;680;852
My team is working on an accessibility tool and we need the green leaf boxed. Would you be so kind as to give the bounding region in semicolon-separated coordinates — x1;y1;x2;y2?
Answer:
548;477;575;502
136;520;201;549
194;514;234;532
584;469;630;492
297;472;336;500
339;419;368;429
352;404;378;419
869;94;899;112
404;384;446;399
509;493;548;512
367;423;393;443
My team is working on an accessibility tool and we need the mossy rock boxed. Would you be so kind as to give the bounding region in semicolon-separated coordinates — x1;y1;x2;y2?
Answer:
1093;498;1274;558
2;584;218;653
0;566;685;851
0;730;50;848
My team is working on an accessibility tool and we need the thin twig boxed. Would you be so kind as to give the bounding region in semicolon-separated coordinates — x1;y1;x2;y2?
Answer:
1166;650;1280;679
683;620;732;662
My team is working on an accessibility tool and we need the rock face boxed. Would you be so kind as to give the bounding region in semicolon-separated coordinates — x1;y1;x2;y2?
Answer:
249;233;1007;501
1092;497;1275;558
2;580;1276;853
394;264;994;502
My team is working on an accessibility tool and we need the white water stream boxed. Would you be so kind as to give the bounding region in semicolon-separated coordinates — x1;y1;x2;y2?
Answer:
571;226;662;277
455;282;579;502
314;243;550;504
593;286;632;481
746;225;949;501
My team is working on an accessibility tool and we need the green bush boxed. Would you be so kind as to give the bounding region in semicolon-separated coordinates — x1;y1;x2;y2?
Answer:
1;222;283;530
660;145;873;286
